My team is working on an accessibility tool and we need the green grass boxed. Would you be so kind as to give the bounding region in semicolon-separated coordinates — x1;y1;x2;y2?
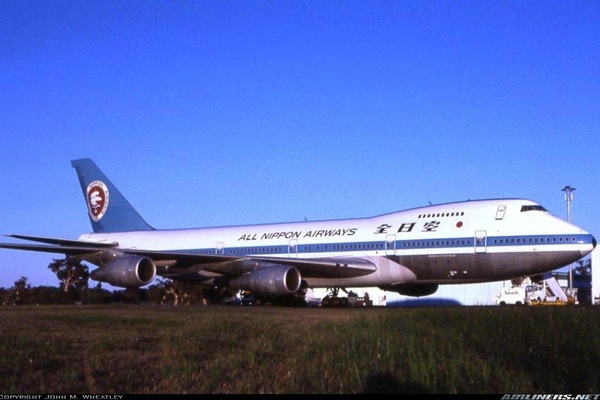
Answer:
0;304;598;394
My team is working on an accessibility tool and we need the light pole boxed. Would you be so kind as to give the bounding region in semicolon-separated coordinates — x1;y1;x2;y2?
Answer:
562;185;575;223
562;185;576;292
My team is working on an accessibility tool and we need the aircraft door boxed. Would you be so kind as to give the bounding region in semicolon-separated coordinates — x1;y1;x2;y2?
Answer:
385;234;396;256
474;231;487;253
495;205;507;220
288;239;298;258
216;242;225;255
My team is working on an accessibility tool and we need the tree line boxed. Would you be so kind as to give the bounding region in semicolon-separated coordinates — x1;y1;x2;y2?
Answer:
2;256;592;306
0;256;241;306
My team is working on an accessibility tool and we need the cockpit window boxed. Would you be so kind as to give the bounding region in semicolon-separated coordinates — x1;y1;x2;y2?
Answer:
521;205;548;212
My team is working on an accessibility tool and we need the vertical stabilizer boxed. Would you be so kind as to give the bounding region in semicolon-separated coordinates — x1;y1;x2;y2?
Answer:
71;158;155;233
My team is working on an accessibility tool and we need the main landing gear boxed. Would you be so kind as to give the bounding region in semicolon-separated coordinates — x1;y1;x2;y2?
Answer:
320;287;374;307
321;287;350;308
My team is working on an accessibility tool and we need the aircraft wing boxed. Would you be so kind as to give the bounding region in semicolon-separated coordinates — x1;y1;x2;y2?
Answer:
118;248;377;279
0;235;377;279
247;256;377;278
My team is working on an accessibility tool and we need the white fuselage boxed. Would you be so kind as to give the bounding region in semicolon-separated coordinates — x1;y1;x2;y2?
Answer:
78;198;596;289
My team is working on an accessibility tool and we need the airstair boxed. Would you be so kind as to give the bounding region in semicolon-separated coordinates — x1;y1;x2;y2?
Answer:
543;273;568;302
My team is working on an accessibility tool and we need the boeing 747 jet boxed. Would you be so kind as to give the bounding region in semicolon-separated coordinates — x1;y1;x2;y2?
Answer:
0;158;595;302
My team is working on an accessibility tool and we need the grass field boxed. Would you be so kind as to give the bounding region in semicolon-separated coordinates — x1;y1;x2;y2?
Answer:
0;304;599;394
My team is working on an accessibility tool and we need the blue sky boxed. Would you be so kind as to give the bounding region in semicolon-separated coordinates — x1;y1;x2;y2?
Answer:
1;0;598;292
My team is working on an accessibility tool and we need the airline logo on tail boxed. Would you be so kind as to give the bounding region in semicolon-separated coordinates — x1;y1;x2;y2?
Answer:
86;180;109;221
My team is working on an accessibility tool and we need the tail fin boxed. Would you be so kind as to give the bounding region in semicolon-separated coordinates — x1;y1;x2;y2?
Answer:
71;158;155;233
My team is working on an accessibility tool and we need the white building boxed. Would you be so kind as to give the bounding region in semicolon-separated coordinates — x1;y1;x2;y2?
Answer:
592;245;600;305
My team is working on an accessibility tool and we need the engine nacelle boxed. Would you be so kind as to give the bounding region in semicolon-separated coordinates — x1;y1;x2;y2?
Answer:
91;255;156;287
379;283;439;297
229;265;302;296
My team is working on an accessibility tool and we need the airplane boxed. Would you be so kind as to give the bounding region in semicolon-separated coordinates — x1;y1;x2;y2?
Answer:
0;158;596;304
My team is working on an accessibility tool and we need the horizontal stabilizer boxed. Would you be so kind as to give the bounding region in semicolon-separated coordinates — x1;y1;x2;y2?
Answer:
6;234;118;248
0;234;119;257
0;242;114;256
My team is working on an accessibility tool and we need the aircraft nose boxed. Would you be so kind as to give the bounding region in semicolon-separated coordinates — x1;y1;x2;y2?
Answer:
580;233;596;257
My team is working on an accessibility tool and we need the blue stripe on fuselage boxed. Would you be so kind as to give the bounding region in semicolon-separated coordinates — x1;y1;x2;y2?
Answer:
170;233;593;256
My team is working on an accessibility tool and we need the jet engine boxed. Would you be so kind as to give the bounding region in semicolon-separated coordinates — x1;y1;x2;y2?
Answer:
379;283;439;297
91;255;156;287
229;265;302;296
